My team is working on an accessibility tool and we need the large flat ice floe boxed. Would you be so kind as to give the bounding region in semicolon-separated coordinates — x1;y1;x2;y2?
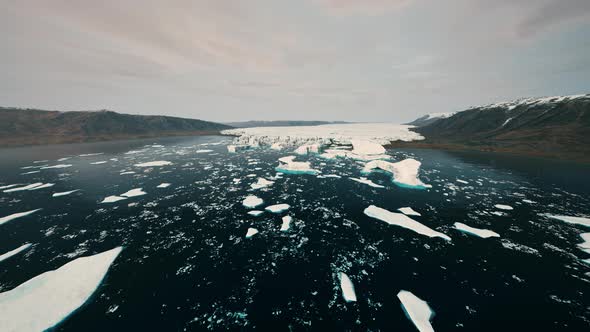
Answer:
545;214;590;228
364;205;451;241
250;178;274;190
242;195;264;209
276;156;319;175
362;159;432;189
397;290;435;332
454;222;500;238
0;247;122;332
100;196;127;204
0;209;42;226
0;243;32;263
265;204;290;214
339;272;357;302
134;161;172;167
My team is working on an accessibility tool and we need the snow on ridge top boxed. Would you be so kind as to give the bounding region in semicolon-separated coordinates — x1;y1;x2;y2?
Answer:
424;112;456;120
476;93;588;110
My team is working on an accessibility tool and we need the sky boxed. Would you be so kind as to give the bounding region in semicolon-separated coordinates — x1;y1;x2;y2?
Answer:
1;0;589;123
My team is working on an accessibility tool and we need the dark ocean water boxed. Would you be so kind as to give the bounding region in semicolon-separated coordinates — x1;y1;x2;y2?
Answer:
0;135;589;331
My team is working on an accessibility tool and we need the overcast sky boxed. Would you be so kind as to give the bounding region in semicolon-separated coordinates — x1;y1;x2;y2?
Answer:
1;0;589;123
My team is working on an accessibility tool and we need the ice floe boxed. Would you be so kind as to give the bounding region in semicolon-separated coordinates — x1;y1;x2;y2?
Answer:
494;204;513;210
121;188;146;198
545;214;590;228
250;178;274;190
134;161;172;167
454;222;500;238
0;243;32;263
276;156;319;175
339;272;357;302
52;190;79;197
100;196;127;204
350;177;384;188
0;184;20;190
90;161;107;165
577;233;590;254
398;207;422;216
242;195;264;208
245;228;259;238
0;209;42;226
0;247;122;332
265;204;290;214
397;290;435;332
40;164;72;169
362;159;431;189
3;183;44;192
247;210;264;217
196;149;213;153
280;216;292;231
364;205;451;241
28;183;55;190
157;183;171;188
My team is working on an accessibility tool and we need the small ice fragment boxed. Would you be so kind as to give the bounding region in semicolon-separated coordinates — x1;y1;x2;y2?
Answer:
242;195;264;208
339;272;357;302
119;171;135;175
52;190;79;197
250;178;274;190
0;243;32;263
545;214;590;228
280;216;292;231
265;204;290;214
133;161;172;167
3;183;44;192
100;196;127;204
247;210;264;217
494;204;513;210
196;149;213;153
454;222;500;238
245;228;258;238
350;177;384;188
398;207;422;216
157;183;171;188
397;290;435;332
120;188;146;198
364;205;451;241
40;164;72;169
0;209;42;226
522;199;536;204
90;161;107;165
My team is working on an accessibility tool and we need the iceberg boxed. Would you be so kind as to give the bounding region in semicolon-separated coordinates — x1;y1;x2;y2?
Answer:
494;204;513;211
280;216;292;231
454;222;500;238
276;156;319;175
100;196;127;204
242;195;264;209
265;204;290;214
0;209;42;226
545;214;590;228
157;183;171;188
270;142;283;150
52;190;79;197
245;228;259;238
398;207;421;216
120;188;146;198
578;233;590;254
350;177;384;188
295;143;321;155
133;161;172;167
362;159;432;189
250;178;274;190
247;210;264;217
339;272;357;302
351;139;386;155
0;247;122;332
3;183;44;193
0;243;32;263
40;164;72;169
397;290;435;332
364;205;451;241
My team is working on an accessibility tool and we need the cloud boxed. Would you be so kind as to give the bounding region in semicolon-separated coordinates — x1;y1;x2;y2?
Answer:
516;0;590;37
316;0;413;15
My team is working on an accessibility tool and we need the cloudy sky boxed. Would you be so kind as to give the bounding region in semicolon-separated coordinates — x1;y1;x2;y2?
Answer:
1;0;589;123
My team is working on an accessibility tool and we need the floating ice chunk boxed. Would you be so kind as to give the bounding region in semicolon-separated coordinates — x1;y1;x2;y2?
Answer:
3;183;44;192
494;204;513;210
317;174;342;179
351;139;385;155
522;199;536;204
350;177;384;188
52;190;79;197
247;210;264;217
119;171;135;175
196;149;213;153
364;205;451;241
545;214;590;228
245;228;258;238
0;247;122;332
100;196;127;204
295;143;321;155
362;159;431;189
90;161;107;165
265;204;290;214
339;272;357;302
21;171;40;175
454;222;500;238
120;188;146;198
270;143;283;150
79;153;104;157
243;195;264;208
577;233;590;254
250;178;274;190
276;156;319;175
397;290;435;332
0;209;41;226
280;216;292;231
398;207;422;216
456;179;469;184
157;183;171;188
40;164;72;169
133;161;172;167
28;183;55;190
0;243;32;263
0;184;20;190
227;145;236;153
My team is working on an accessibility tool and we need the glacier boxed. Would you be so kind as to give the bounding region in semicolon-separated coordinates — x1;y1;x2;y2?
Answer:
362;159;432;189
397;290;435;332
0;247;122;332
364;205;451;241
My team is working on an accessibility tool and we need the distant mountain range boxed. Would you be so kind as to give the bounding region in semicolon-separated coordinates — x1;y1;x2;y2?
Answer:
0;108;231;147
224;120;351;128
400;94;590;162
